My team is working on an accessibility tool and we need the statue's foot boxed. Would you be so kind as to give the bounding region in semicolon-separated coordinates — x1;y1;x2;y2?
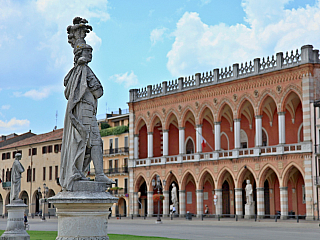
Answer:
95;174;115;184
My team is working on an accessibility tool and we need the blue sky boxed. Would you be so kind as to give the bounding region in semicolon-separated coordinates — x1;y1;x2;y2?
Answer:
0;0;319;135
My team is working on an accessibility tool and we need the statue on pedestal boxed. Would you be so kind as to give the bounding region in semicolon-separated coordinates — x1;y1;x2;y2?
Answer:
245;179;253;205
171;183;178;213
244;179;255;218
59;17;114;191
10;153;24;202
1;153;30;240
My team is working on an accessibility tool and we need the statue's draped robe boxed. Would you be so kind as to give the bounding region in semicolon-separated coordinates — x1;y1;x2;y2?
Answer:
11;160;24;202
60;64;102;191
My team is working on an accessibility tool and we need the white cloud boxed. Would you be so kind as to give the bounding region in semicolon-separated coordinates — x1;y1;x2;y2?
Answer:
110;71;139;88
1;105;10;110
0;0;110;87
86;31;102;50
150;27;168;45
200;0;211;6
167;0;320;77
0;118;30;131
13;86;61;100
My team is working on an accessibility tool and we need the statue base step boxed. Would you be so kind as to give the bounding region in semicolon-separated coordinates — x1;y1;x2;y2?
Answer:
1;200;30;240
49;181;118;240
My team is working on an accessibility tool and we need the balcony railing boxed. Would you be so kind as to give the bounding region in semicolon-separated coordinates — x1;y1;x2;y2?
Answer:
103;147;129;156
104;167;128;175
108;189;128;196
134;142;312;167
2;182;11;189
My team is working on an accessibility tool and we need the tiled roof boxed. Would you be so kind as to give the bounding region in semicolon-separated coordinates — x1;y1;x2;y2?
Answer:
0;129;63;150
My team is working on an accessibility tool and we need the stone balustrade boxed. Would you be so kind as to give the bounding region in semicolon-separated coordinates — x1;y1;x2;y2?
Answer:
132;142;312;167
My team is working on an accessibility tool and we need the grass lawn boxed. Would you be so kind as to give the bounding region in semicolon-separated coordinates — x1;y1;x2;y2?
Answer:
0;231;182;240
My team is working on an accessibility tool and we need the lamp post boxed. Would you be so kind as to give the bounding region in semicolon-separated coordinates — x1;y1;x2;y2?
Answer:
38;183;48;221
152;175;166;224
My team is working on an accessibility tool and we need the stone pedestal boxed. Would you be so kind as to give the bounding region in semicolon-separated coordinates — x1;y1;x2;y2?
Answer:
1;200;30;240
49;181;117;240
244;202;255;219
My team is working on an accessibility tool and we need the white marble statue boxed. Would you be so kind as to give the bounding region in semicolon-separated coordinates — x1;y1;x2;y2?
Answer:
171;183;178;210
10;153;24;202
245;179;253;204
60;17;113;191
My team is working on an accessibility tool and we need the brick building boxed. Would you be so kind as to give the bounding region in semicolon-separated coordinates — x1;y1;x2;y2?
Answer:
128;44;320;220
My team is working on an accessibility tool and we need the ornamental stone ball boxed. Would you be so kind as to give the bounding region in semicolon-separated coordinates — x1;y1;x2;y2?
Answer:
10;153;24;202
60;17;114;191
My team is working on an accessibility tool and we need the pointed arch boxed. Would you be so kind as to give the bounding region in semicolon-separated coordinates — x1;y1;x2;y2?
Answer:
236;165;257;188
134;174;148;192
150;112;164;131
217;100;234;124
148;171;162;190
217;167;236;189
198;169;215;189
198;103;215;127
279;86;302;112
135;116;148;134
181;107;196;127
180;170;197;190
258;163;281;188
164;171;180;191
258;90;278;114
281;162;305;187
164;109;179;130
236;95;257;119
237;99;255;126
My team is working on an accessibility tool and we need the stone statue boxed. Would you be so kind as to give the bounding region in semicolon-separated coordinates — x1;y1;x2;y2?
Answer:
171;183;178;211
10;153;24;202
245;179;253;204
60;17;113;191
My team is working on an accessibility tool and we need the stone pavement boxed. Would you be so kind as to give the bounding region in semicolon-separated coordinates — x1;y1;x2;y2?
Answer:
0;216;320;239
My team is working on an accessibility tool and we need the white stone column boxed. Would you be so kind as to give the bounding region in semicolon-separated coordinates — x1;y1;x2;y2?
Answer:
179;127;185;155
163;190;169;216
147;191;154;217
196;189;203;217
196;125;203;153
304;155;314;220
278;112;286;144
179;190;186;216
255;115;262;147
214;122;221;151
256;187;265;218
147;132;153;158
235;188;243;216
163;130;169;156
234;119;241;149
215;189;222;215
134;134;139;159
133;192;139;216
280;187;288;219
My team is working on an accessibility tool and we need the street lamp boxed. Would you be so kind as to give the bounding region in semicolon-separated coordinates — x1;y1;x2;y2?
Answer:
38;183;49;221
152;175;166;224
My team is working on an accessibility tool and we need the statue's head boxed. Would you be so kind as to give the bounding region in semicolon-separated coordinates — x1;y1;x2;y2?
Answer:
172;183;175;187
15;153;22;161
246;179;250;184
67;17;93;65
74;44;93;65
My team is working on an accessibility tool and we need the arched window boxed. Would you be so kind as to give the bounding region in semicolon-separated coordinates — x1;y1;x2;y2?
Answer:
185;138;195;154
240;129;248;148
262;128;268;146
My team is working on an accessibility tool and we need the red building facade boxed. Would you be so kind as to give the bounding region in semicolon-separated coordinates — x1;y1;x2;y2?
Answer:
128;45;320;220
